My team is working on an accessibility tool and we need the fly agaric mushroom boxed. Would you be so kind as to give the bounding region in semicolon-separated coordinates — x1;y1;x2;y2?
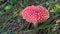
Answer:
21;5;49;27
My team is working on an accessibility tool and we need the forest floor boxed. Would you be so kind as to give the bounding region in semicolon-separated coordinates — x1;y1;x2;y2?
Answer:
0;0;60;34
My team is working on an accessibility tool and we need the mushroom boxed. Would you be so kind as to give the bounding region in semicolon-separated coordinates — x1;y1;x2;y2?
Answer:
20;5;49;27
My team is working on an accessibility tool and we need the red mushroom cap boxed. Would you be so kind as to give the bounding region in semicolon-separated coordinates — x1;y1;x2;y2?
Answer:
21;5;49;24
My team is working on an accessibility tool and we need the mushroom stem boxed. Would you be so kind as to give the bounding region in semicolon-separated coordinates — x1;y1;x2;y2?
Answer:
33;23;38;28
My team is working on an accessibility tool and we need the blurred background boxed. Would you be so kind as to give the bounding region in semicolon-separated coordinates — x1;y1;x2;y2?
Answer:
0;0;60;34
